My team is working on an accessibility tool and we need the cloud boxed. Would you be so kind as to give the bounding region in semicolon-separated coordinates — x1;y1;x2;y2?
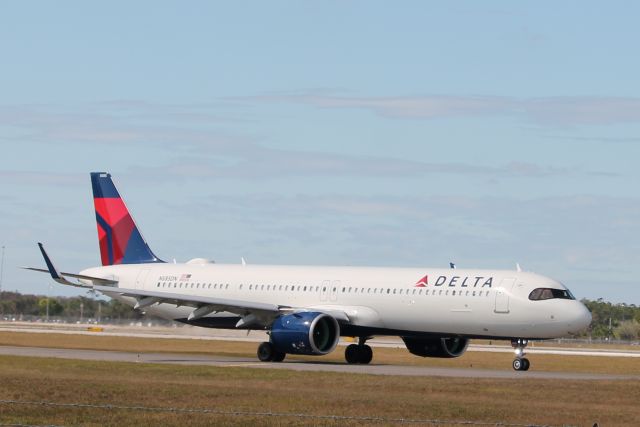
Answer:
246;93;640;126
0;103;588;182
156;192;640;279
0;170;79;186
548;135;640;144
127;154;574;182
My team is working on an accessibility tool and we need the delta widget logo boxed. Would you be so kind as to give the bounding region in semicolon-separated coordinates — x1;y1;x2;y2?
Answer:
415;275;429;287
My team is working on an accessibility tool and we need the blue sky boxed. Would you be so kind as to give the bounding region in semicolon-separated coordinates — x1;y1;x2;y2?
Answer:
0;2;638;303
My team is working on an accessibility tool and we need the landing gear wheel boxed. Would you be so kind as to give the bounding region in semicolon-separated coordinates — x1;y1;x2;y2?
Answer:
359;345;373;364
345;344;373;364
345;344;360;364
511;338;531;371
258;342;278;362
512;358;523;371
272;350;286;362
512;358;531;371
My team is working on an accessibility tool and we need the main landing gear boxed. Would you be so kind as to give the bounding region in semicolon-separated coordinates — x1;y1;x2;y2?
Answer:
345;337;373;364
257;342;286;362
511;338;530;371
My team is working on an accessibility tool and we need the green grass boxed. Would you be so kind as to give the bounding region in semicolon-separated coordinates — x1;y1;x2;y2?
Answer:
0;355;639;426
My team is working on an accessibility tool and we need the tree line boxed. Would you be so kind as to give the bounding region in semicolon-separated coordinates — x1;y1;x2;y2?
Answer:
1;291;639;339
0;291;149;323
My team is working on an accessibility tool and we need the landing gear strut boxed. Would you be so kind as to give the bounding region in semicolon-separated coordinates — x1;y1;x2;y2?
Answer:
511;338;530;371
257;342;286;362
345;337;373;364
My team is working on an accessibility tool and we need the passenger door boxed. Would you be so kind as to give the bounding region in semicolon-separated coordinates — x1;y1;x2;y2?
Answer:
330;280;340;302
320;280;329;302
494;277;516;313
134;269;150;290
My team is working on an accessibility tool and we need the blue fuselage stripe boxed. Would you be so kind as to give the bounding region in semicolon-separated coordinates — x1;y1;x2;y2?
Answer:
95;213;114;265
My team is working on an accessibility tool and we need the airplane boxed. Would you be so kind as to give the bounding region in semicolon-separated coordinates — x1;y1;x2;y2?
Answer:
27;172;592;371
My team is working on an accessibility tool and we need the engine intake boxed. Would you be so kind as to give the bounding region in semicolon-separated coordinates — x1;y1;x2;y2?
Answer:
270;312;340;355
402;336;469;358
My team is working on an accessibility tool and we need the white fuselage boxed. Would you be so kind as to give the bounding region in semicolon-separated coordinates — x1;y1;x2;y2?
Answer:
81;262;591;339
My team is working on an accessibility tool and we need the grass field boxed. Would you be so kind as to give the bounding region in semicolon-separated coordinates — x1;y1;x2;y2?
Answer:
1;331;639;426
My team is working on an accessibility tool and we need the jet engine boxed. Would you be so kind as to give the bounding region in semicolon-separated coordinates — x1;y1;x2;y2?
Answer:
270;312;340;355
402;336;469;358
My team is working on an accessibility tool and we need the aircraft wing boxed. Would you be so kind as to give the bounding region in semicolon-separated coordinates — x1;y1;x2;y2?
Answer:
23;267;118;287
93;285;351;327
28;242;351;328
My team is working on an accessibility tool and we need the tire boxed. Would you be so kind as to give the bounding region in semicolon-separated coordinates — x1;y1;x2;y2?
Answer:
272;350;286;362
359;345;373;364
521;358;530;371
512;358;523;371
257;342;275;362
345;344;360;364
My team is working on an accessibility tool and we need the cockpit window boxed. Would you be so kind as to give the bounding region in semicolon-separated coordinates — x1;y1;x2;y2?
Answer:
528;288;575;301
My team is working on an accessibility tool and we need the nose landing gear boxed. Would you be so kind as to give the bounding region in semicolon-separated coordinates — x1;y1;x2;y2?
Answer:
511;338;530;371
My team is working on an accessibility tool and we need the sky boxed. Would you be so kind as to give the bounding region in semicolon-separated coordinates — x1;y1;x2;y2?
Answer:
0;1;638;303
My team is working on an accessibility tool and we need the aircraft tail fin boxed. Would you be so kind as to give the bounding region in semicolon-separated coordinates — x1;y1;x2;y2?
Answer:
91;172;164;266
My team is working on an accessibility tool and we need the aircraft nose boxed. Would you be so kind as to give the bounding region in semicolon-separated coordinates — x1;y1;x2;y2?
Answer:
570;302;592;332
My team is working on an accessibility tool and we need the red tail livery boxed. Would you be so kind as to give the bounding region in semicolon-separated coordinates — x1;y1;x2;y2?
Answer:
91;172;163;265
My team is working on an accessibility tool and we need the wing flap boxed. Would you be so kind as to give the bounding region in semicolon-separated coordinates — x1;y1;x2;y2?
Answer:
93;285;285;318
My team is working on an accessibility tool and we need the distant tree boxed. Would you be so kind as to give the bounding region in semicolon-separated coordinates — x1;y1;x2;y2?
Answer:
37;298;64;317
614;320;640;340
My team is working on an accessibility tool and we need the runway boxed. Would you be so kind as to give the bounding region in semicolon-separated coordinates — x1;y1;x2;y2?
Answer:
1;345;638;381
2;323;640;358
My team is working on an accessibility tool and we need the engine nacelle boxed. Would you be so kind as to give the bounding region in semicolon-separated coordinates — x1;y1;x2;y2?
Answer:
402;336;469;358
270;312;340;355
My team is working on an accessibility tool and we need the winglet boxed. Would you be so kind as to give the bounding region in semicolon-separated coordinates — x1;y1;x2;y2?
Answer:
25;244;116;288
38;242;63;281
36;243;75;286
